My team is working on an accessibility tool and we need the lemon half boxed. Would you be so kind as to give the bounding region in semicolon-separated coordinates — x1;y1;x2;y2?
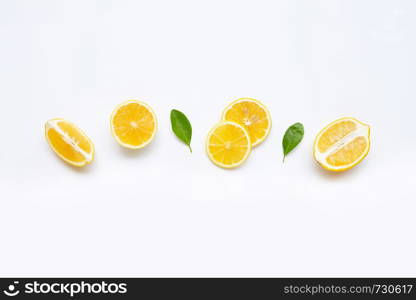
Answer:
314;117;371;172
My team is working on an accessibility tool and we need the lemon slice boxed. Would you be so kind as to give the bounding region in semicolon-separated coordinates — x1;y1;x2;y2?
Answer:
222;98;271;147
314;117;371;172
206;121;251;169
111;100;157;149
45;118;95;167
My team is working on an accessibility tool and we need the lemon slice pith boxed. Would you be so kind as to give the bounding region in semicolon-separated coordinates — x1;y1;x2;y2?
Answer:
45;118;94;167
314;117;370;172
111;100;157;149
222;98;271;147
206;121;251;169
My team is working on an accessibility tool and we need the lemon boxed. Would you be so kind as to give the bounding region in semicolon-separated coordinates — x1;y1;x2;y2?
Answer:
110;100;157;149
45;118;95;167
206;121;251;169
314;117;371;172
222;98;271;147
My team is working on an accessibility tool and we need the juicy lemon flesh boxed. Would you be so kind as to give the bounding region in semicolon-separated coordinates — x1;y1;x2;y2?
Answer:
314;118;370;172
112;101;156;148
57;121;93;154
223;99;271;147
326;136;367;167
207;122;251;168
45;119;94;167
317;120;357;153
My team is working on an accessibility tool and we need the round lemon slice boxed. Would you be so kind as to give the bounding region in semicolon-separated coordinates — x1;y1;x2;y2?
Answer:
45;118;95;167
314;117;371;172
222;98;271;147
206;121;251;169
111;100;158;149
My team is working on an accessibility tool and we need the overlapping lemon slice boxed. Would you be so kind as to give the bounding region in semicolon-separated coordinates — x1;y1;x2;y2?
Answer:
222;98;271;147
111;100;157;149
314;117;371;172
206;121;251;169
45;118;95;167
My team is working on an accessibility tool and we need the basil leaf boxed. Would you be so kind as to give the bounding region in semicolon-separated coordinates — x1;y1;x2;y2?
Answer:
170;109;192;152
282;122;304;161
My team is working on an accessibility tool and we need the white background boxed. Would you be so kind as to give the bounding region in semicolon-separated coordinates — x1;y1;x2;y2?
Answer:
1;0;415;277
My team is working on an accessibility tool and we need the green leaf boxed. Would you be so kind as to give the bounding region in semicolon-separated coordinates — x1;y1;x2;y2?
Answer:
170;109;192;152
282;122;304;162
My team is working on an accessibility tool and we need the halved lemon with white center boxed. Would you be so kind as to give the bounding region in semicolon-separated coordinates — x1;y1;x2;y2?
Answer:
314;117;371;172
45;118;94;167
222;98;271;147
111;100;157;149
206;121;251;169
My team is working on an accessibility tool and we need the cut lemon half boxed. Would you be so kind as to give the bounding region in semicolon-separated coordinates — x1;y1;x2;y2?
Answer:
45;118;94;167
314;117;371;172
111;100;157;149
206;121;251;169
222;98;271;147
